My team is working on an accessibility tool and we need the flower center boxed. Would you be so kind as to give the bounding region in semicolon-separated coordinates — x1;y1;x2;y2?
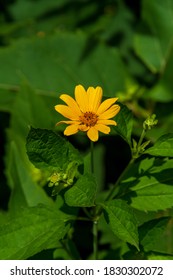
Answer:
79;112;98;127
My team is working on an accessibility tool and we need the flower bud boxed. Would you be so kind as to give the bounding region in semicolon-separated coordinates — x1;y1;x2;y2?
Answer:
143;114;158;130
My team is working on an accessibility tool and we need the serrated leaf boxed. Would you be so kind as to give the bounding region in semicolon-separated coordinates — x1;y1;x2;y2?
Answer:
145;133;173;157
139;217;173;255
120;157;173;211
65;173;97;207
0;205;69;260
102;199;139;249
113;103;133;145
26;127;82;171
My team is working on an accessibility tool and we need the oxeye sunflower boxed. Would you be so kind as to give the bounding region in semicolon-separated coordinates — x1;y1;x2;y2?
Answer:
55;85;120;142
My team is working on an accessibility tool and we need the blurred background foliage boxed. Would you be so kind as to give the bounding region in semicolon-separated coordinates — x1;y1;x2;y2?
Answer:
1;0;173;259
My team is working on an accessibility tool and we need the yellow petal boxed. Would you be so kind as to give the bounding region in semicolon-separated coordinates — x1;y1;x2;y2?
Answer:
79;124;89;131
87;127;99;142
88;86;102;112
56;120;79;126
55;105;79;120
95;124;110;134
97;97;118;115
97;119;117;126
64;124;79;135
99;104;120;120
75;85;89;112
60;94;81;116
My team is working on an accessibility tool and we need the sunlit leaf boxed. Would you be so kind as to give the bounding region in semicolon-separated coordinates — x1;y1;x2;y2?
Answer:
120;157;173;211
145;133;173;157
139;217;173;254
148;253;173;260
102;199;139;249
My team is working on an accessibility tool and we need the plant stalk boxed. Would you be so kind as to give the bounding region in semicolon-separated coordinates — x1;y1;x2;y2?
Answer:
105;157;135;202
93;220;98;260
90;141;94;174
137;128;146;150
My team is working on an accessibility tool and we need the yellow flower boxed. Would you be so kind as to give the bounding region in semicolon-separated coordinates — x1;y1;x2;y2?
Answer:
55;85;120;142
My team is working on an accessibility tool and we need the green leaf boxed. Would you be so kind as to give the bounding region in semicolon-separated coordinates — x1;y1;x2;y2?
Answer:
148;253;173;260
145;133;173;157
145;82;173;102
0;205;70;260
65;173;97;207
3;81;56;214
4;80;54;161
9;0;69;21
7;142;54;214
139;217;173;255
0;211;10;225
120;157;173;211
113;103;133;145
0;32;130;97
102;199;139;249
134;0;173;73
0;88;16;113
10;81;53;136
26;127;82;171
4;81;55;192
134;34;163;73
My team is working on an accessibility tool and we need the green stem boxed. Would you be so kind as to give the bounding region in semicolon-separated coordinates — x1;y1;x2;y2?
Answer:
90;140;99;259
60;240;81;260
137;128;146;150
93;220;98;260
95;157;135;217
105;157;135;202
100;127;146;204
90;141;94;174
70;216;91;222
83;207;93;219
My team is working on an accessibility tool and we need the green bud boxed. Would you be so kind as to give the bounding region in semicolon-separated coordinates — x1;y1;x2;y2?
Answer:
62;173;67;180
67;178;73;185
48;182;54;188
48;161;79;195
49;172;60;183
143;114;158;130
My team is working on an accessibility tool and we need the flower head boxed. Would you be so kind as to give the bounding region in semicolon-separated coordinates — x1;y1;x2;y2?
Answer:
55;85;120;142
